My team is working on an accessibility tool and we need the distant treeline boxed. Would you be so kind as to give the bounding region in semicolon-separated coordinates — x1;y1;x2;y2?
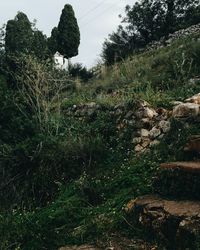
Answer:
102;0;200;65
0;4;80;74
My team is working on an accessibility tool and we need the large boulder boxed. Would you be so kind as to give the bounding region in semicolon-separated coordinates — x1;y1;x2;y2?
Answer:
184;135;200;154
172;103;199;118
126;195;200;249
185;93;200;104
149;127;161;139
159;120;171;133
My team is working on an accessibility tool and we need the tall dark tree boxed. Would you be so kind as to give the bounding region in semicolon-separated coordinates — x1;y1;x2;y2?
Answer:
5;12;33;55
102;26;141;65
48;27;59;56
57;4;80;59
32;30;49;60
124;0;166;44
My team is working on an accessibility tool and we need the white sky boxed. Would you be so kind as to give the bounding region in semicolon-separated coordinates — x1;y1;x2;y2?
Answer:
0;0;134;67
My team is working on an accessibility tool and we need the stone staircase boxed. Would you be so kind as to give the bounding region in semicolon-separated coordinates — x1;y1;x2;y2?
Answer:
126;136;200;249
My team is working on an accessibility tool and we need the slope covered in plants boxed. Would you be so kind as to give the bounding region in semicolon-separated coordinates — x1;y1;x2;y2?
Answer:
0;25;200;249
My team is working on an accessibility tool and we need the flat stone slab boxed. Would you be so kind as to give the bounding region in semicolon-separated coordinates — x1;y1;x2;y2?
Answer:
127;195;200;217
126;195;200;249
184;135;200;153
160;161;200;173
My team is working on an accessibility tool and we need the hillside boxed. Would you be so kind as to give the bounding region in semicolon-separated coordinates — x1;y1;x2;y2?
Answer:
1;25;200;250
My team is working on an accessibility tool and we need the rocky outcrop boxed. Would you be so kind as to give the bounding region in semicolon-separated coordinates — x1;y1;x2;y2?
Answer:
172;93;200;118
184;135;200;154
160;161;200;173
126;195;200;249
126;134;200;248
173;103;200;118
154;161;200;200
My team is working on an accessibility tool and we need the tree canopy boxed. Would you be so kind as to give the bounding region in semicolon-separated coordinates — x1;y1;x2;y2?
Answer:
48;27;59;56
4;12;50;60
4;5;80;62
5;12;33;55
32;30;49;60
102;0;200;65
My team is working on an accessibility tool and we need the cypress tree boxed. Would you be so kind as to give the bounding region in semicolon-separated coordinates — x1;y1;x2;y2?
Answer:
32;30;49;60
48;27;59;56
57;4;80;59
5;12;33;55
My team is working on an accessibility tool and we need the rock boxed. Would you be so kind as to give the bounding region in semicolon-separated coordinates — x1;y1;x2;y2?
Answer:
156;108;168;116
141;118;151;125
141;138;151;148
149;127;161;139
171;101;183;106
154;166;200;200
150;140;160;147
159;120;171;133
185;93;200;104
134;144;144;152
132;137;142;144
140;129;150;137
184;135;200;153
143;107;158;119
160;161;200;173
135;110;144;119
126;195;200;249
172;103;199;118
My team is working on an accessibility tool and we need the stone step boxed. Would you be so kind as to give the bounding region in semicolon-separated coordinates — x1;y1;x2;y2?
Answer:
125;195;200;249
184;135;200;154
160;161;200;173
154;162;200;199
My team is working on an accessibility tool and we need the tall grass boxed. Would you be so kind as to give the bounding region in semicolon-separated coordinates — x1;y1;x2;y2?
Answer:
87;33;200;95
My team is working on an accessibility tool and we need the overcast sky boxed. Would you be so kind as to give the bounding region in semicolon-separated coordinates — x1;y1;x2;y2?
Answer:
0;0;134;67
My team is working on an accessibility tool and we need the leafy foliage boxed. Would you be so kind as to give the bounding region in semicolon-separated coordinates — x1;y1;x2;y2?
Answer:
68;63;93;82
102;0;200;64
4;12;50;63
48;27;59;56
5;12;33;55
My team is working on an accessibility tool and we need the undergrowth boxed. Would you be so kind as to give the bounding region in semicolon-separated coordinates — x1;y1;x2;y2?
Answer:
1;32;200;249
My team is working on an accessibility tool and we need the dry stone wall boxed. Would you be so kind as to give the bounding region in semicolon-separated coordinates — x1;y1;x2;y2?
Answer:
147;23;200;51
64;100;171;154
64;91;200;154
